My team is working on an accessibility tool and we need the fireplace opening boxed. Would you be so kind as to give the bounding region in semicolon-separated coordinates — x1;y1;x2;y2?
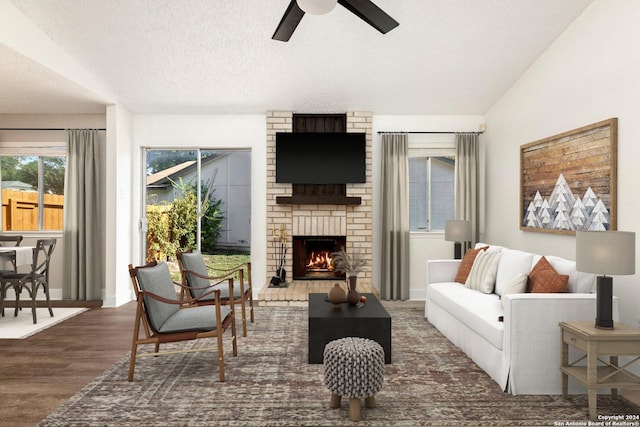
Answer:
293;236;346;280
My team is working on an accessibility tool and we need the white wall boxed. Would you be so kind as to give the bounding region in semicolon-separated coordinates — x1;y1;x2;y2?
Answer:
372;115;485;300
131;114;267;292
484;0;640;328
105;104;135;307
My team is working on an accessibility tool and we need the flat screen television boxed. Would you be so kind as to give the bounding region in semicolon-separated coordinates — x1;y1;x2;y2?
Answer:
275;132;366;184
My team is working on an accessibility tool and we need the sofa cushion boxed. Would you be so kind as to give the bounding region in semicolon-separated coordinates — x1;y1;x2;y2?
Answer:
427;282;504;350
455;246;488;284
500;272;528;307
543;255;594;293
571;271;596;293
475;243;504;253
465;250;502;293
528;256;569;293
495;249;535;296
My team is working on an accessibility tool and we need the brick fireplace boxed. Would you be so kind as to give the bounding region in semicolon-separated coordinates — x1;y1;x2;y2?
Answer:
265;111;373;290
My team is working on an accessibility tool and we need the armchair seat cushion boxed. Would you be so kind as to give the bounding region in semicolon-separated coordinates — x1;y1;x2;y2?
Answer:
159;305;232;333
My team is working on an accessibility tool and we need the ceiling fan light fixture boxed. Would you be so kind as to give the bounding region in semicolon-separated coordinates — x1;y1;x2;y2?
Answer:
296;0;337;15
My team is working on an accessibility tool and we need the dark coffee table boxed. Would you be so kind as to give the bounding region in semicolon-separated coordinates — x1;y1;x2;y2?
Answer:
308;292;392;364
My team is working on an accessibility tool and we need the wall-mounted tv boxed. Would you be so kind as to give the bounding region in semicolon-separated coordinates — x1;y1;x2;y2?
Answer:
275;132;366;184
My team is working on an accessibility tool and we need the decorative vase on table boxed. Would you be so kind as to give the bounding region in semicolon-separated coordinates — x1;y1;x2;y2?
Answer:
331;247;366;306
346;275;359;306
328;283;346;309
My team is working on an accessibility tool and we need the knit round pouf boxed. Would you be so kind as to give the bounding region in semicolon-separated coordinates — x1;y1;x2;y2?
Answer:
323;337;384;422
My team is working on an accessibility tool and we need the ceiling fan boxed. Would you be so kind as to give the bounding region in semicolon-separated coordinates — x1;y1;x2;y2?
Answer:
272;0;399;42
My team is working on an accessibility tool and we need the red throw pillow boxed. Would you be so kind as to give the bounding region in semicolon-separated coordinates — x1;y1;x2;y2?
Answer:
454;246;489;284
528;256;569;293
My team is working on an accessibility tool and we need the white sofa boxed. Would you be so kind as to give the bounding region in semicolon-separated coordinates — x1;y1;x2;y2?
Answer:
424;243;619;395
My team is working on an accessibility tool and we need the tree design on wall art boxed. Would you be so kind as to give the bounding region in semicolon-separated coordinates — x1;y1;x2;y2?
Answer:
520;118;617;235
522;174;610;231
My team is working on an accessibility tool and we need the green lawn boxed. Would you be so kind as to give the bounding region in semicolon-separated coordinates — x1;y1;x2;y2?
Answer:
202;250;251;282
169;249;250;283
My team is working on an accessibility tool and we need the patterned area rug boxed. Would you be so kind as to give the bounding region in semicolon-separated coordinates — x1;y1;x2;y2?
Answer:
38;302;639;426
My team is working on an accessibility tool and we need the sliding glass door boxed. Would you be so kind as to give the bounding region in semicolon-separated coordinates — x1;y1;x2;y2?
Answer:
142;148;251;263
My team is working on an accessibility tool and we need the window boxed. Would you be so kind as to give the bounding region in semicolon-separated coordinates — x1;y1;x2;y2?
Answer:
409;156;455;231
1;155;66;231
408;135;456;232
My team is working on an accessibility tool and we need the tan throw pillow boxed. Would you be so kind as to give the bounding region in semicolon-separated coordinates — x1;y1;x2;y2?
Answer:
528;256;569;293
501;272;529;307
454;246;489;284
465;250;502;294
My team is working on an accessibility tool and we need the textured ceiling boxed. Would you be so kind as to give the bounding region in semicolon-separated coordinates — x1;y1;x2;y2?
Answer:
2;0;594;115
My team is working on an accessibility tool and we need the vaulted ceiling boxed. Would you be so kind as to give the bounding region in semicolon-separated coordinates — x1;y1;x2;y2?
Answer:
1;0;594;115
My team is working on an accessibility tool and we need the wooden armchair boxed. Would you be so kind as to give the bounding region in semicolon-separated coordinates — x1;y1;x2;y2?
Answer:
128;261;237;382
176;251;254;337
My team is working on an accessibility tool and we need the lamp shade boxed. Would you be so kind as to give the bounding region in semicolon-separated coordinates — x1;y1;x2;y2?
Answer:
444;220;472;242
296;0;337;15
576;231;636;275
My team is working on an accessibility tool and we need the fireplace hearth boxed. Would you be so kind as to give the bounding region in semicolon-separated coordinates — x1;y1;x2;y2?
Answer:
293;236;346;280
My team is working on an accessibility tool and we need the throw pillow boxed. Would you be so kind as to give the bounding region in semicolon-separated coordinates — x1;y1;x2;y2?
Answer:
465;250;502;294
528;256;569;293
454;246;489;284
500;272;529;308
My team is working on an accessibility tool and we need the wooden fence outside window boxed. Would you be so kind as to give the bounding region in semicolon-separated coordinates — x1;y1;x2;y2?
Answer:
1;189;64;231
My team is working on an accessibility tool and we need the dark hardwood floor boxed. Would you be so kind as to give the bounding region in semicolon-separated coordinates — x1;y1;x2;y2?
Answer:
0;301;136;427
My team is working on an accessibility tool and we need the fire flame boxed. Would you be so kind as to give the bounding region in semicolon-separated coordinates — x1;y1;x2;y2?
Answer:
306;251;334;270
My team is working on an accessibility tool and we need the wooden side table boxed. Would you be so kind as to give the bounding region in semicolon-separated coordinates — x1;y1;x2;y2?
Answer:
559;321;640;420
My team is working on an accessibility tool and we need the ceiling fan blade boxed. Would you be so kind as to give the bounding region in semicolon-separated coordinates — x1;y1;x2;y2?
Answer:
338;0;399;34
272;0;305;42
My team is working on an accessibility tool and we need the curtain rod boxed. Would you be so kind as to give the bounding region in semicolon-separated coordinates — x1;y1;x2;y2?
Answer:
0;127;106;131
377;131;483;134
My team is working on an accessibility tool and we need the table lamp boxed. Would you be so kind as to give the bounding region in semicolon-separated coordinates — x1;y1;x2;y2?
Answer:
445;220;472;259
576;230;636;329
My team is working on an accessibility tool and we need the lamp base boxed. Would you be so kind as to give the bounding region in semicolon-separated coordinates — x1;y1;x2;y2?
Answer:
454;242;462;260
595;275;614;330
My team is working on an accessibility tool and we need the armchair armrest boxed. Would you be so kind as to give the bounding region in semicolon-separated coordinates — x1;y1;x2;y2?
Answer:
179;269;236;305
140;283;223;307
204;261;250;282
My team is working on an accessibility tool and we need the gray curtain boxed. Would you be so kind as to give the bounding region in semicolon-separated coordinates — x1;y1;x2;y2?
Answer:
63;129;103;301
455;133;480;247
380;133;410;300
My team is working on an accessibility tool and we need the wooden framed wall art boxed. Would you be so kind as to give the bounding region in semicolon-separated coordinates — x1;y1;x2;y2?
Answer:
520;118;617;235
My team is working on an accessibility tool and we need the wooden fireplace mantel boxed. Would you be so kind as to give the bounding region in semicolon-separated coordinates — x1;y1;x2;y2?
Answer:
276;183;361;205
276;195;361;205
